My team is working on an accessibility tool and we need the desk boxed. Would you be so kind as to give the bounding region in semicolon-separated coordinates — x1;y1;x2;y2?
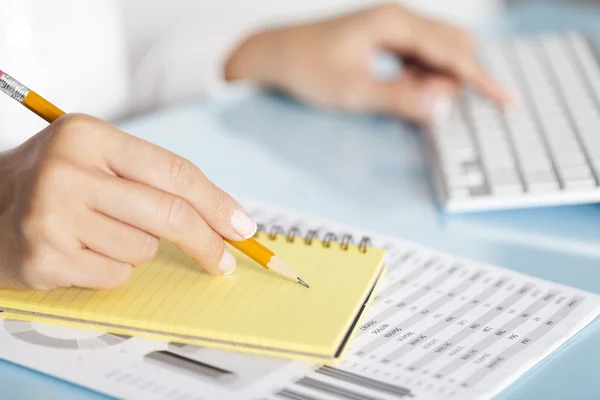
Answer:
2;0;600;398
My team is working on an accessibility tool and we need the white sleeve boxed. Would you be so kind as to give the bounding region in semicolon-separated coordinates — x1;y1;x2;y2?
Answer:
127;3;354;116
129;12;267;115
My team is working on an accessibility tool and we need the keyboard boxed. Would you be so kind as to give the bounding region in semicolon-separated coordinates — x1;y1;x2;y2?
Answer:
426;31;600;213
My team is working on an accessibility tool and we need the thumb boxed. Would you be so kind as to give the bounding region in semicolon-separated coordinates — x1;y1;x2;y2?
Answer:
365;73;458;125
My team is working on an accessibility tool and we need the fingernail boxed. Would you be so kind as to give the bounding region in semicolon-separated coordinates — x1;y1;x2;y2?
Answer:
421;90;452;124
230;209;257;239
497;80;516;105
218;248;236;275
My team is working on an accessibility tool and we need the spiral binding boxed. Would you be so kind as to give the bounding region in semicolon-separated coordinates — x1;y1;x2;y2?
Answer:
254;222;371;253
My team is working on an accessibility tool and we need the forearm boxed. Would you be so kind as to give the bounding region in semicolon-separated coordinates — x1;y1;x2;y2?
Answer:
0;151;21;287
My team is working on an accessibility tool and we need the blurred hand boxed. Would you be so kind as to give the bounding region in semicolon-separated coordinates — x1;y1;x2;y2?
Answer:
0;114;256;290
225;3;512;125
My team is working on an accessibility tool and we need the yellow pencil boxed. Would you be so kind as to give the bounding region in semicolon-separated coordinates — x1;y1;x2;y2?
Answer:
0;69;309;288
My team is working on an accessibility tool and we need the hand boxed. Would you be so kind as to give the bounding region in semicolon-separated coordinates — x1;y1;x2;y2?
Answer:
0;114;256;290
225;3;512;125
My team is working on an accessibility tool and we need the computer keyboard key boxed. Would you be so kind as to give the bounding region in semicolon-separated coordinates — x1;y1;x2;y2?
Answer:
554;152;586;166
488;170;522;194
520;153;552;171
448;187;470;199
570;34;600;84
568;99;596;111
536;98;562;109
443;160;484;182
504;108;530;119
583;143;600;158
467;173;485;187
590;157;600;166
528;181;560;193
558;165;593;180
449;147;478;161
468;186;489;197
523;168;555;180
443;171;483;188
485;157;516;169
480;146;512;159
475;129;506;141
546;119;571;130
547;139;580;151
480;147;511;160
541;120;571;134
575;120;600;132
513;144;545;157
563;178;596;190
506;120;538;133
445;174;470;188
491;185;523;195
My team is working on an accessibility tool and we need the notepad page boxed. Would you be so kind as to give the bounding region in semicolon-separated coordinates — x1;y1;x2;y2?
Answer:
0;232;385;360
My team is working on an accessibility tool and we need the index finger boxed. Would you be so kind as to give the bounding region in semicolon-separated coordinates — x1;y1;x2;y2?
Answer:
415;42;512;104
375;9;514;105
102;129;257;242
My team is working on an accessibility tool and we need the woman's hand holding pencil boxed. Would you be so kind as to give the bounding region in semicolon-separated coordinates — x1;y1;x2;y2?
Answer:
0;71;307;290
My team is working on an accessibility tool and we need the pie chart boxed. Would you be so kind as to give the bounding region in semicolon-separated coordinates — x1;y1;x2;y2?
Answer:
4;318;130;349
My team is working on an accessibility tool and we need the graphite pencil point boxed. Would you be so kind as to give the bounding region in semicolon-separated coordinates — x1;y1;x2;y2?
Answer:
297;277;310;289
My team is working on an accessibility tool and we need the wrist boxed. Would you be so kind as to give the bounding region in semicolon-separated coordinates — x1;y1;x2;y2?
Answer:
224;28;292;89
0;151;13;216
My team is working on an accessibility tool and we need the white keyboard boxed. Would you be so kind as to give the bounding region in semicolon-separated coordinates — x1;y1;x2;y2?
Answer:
427;31;600;213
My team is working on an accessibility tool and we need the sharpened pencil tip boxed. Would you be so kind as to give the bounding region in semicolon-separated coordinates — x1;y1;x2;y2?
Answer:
297;277;310;288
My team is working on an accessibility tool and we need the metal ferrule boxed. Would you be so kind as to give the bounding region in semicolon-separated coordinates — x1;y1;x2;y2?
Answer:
0;72;30;103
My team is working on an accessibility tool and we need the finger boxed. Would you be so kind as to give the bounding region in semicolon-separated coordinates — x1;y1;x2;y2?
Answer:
101;132;256;241
374;10;513;105
68;250;132;289
88;174;236;276
365;73;459;124
406;39;510;104
78;212;160;266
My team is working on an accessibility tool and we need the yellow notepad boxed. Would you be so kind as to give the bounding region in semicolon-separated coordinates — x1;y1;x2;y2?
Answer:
0;232;386;364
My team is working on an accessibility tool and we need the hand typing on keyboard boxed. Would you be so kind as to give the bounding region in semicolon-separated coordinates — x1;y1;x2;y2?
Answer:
224;3;513;125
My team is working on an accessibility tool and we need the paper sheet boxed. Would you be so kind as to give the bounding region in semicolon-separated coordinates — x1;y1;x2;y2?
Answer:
0;199;598;400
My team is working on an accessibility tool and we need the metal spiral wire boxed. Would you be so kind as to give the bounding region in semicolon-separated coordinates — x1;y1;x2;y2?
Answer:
255;223;371;253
